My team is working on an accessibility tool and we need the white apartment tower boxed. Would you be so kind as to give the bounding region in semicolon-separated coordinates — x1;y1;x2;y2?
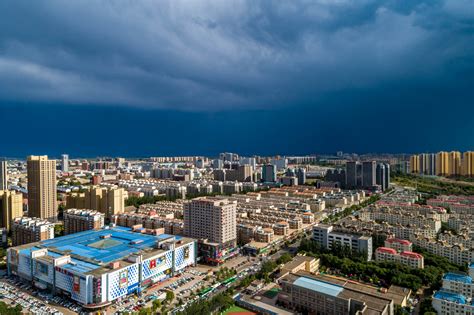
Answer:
184;197;237;245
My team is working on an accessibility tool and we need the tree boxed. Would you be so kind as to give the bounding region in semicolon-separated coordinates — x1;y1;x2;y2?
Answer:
165;290;175;303
152;299;161;311
276;253;293;265
54;224;65;237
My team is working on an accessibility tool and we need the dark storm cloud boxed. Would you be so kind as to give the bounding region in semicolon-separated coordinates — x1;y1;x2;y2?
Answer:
0;0;473;110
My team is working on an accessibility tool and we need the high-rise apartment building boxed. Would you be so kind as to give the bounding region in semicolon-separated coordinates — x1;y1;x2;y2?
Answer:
237;164;253;182
27;155;57;222
362;161;376;188
462;151;474;177
184;197;237;245
420;153;437;175
436;151;450;176
66;186;125;219
11;217;55;246
0;159;7;190
411;151;474;177
448;151;461;176
376;163;388;191
63;209;105;235
61;154;69;172
296;168;306;185
0;190;23;231
345;161;359;189
262;164;277;182
410;155;420;174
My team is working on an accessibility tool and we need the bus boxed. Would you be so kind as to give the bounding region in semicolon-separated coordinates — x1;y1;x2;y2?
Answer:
198;287;213;298
222;276;237;286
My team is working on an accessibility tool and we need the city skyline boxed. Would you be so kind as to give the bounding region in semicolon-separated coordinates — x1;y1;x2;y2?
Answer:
1;1;473;156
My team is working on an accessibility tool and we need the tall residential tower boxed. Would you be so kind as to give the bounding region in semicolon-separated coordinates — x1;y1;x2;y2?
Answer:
27;155;57;222
0;159;7;190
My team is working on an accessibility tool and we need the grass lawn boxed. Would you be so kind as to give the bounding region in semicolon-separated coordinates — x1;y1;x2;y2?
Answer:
222;304;256;315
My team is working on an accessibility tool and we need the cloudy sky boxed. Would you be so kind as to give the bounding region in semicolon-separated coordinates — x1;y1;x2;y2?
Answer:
0;0;473;157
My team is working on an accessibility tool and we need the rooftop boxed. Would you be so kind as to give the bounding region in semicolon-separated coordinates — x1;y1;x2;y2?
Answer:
400;251;423;259
443;273;472;284
13;226;193;277
281;255;318;271
376;247;397;254
386;238;411;245
36;227;177;264
293;276;344;297
434;290;467;305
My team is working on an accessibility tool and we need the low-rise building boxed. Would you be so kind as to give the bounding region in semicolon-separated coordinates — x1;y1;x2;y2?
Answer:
410;234;474;266
375;247;424;269
384;238;413;252
278;256;320;278
313;224;373;261
432;264;474;314
279;271;410;315
274;221;289;236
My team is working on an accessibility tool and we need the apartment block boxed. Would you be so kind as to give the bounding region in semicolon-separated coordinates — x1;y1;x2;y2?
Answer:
262;164;277;182
63;209;105;235
27;155;58;222
436;151;450;176
184;197;238;264
410;234;474;266
184;197;236;244
375;247;424;269
0;190;23;231
384;238;413;252
432;264;474;314
313;224;373;261
461;151;474;176
66;186;125;218
0;159;7;190
11;217;55;246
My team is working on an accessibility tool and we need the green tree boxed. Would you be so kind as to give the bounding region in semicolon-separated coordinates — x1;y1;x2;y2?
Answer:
152;299;162;311
165;290;175;303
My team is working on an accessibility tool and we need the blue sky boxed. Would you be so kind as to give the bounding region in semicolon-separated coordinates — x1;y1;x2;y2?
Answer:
0;1;473;157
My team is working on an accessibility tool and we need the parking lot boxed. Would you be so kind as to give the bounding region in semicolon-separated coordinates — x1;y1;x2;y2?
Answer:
0;281;64;314
109;268;210;314
1;277;81;315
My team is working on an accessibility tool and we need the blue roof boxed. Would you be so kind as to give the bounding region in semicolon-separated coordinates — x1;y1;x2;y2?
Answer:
293;277;344;297
434;290;467;304
443;273;472;284
39;227;175;264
